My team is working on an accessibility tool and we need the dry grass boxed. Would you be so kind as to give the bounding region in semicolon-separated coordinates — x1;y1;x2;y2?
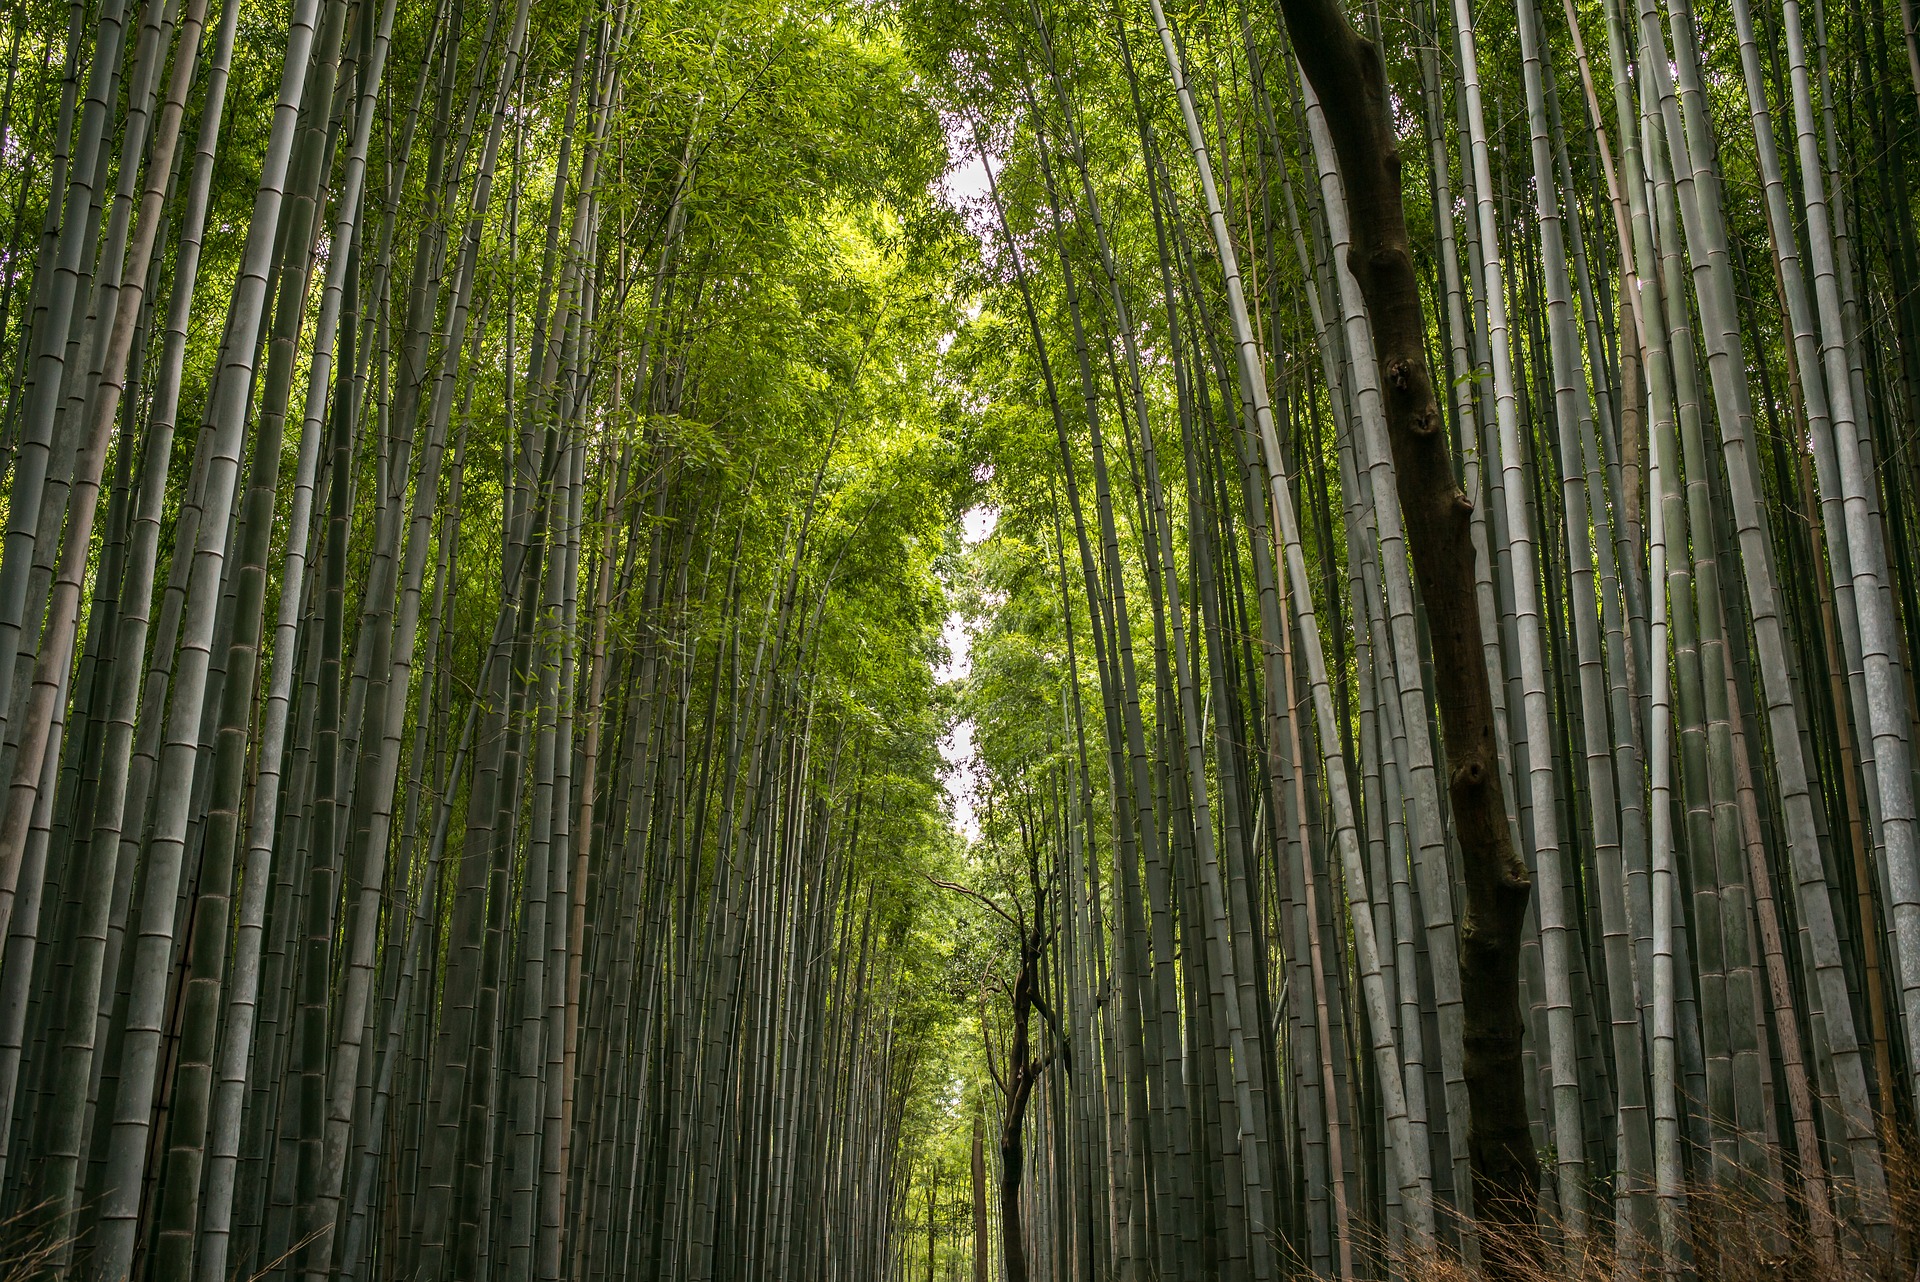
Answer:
1381;1148;1920;1282
0;1199;76;1281
1244;1138;1920;1281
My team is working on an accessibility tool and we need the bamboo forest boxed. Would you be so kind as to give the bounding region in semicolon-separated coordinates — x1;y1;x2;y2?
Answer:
13;0;1920;1274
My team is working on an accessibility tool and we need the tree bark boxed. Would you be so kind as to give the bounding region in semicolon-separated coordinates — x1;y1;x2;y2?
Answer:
1270;0;1540;1247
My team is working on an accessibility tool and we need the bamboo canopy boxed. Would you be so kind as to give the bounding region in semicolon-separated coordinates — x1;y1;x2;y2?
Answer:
0;0;1918;1276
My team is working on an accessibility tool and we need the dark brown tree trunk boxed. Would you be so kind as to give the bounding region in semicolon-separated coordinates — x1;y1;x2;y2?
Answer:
998;1130;1027;1282
1270;0;1541;1253
997;939;1043;1282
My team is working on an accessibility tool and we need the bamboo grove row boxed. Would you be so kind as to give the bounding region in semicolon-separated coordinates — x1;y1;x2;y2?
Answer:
903;0;1920;1275
0;0;970;1279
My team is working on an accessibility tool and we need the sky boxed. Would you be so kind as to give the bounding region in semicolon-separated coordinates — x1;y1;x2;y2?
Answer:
936;109;1001;241
934;505;998;841
932;121;1004;844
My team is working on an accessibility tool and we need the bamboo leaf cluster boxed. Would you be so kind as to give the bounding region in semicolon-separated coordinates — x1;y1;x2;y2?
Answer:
9;0;1920;1275
0;0;971;1278
902;0;1920;1275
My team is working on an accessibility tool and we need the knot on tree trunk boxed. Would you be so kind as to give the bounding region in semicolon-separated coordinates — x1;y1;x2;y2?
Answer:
1369;245;1410;285
1502;860;1533;895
